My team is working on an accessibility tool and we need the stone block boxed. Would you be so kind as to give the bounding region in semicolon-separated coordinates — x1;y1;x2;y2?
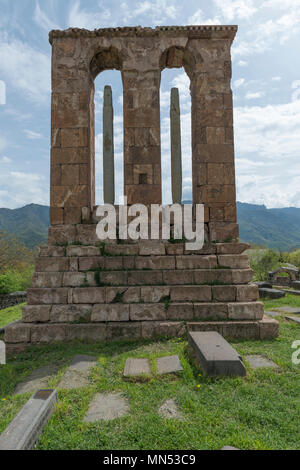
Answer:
170;286;212;302
22;305;51;323
48;225;77;245
231;269;254;284
107;322;141;340
141;321;186;339
163;270;193;285
193;303;228;320
194;269;232;284
166;243;184;255
63;272;86;287
176;255;217;269
76;225;99;244
216;242;250;255
104;244;139;256
259;288;285;299
91;304;129;322
32;273;63;288
140;286;170;303
100;271;127;286
212;285;236;302
188;331;246;376
5;322;31;343
127;270;163;285
123;358;151;377
66;245;100;257
156;355;183;375
72;287;106;304
259;316;279;339
166;303;194;320
130;303;166;321
38;246;65;257
50;304;92;322
228;302;264;320
245;355;278;369
135;255;175;270
35;257;69;272
236;284;259;302
31;324;67;343
27;288;69;305
139;241;165;255
64;206;82;224
78;257;104;271
84;392;130;422
218;254;249;269
66;324;107;341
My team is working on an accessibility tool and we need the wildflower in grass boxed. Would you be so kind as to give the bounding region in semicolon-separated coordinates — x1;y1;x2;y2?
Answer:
1;398;6;401
197;384;201;388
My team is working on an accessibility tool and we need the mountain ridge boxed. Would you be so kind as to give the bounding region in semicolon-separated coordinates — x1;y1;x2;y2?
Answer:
1;202;300;251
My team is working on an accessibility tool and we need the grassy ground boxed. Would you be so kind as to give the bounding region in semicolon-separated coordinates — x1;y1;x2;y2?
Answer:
0;303;23;329
0;297;299;450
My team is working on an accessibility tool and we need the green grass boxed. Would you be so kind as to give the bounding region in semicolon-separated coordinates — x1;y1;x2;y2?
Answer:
0;303;23;329
263;293;300;311
0;320;299;449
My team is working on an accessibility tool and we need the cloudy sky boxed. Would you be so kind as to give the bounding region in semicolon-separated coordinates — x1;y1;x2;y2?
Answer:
0;0;300;209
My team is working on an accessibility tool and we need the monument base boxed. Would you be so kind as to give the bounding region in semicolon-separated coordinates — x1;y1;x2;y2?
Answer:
4;232;279;355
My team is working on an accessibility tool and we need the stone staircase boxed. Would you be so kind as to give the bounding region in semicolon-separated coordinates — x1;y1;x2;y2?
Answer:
5;239;279;354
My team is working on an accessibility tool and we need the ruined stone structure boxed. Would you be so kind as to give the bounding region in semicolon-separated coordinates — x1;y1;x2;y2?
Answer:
5;25;278;354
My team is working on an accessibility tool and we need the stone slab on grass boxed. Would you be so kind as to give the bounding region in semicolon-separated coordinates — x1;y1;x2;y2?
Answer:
245;355;278;369
156;355;183;375
58;354;97;390
285;315;300;325
188;331;246;377
158;399;182;420
221;446;239;450
264;310;282;318
259;288;285;299
14;364;61;395
278;306;300;314
84;392;129;422
123;358;151;378
0;389;57;450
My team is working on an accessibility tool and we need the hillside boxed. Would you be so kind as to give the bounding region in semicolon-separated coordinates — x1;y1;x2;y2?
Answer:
1;202;300;251
0;204;49;249
237;202;300;251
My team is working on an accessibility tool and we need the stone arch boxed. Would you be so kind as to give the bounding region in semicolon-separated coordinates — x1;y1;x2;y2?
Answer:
90;46;123;79
159;46;196;80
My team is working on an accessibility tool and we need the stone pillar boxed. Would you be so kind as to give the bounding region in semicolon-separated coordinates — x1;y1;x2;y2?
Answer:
190;40;238;241
122;70;162;205
103;85;115;204
49;36;94;226
170;87;182;204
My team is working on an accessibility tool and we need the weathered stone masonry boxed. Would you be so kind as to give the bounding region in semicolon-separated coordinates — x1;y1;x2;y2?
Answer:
4;26;278;354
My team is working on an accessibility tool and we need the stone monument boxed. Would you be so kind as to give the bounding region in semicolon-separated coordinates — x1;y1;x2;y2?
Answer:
4;25;278;354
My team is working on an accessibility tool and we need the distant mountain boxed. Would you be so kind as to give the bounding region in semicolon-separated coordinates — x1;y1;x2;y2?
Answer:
1;202;300;251
237;202;300;251
0;204;49;249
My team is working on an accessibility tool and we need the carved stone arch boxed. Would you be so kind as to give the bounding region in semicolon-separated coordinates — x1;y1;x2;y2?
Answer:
159;46;196;80
90;47;123;80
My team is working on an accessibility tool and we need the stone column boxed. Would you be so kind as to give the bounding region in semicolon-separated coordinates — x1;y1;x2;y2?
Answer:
103;86;115;204
122;69;162;205
170;87;182;204
49;36;94;226
190;39;238;241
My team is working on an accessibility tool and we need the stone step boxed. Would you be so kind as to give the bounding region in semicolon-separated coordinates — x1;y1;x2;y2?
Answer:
32;268;255;289
22;300;264;322
4;316;279;355
35;253;250;273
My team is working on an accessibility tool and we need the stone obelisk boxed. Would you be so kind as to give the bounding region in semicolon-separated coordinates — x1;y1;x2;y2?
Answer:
170;87;182;204
103;85;115;204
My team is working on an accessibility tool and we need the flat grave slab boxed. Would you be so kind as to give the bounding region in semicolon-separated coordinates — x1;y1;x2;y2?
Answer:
158;399;182;420
245;355;278;369
0;389;57;450
188;331;246;377
156;355;183;375
84;392;130;422
259;288;285;299
123;358;151;377
58;355;97;390
0;341;5;365
285;315;300;325
278;306;300;314
264;310;281;318
221;446;239;450
14;363;61;395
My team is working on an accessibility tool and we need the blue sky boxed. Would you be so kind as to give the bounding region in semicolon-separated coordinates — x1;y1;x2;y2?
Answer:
0;0;300;209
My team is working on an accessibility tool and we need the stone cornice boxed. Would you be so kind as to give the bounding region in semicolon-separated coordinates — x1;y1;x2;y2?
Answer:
49;25;238;44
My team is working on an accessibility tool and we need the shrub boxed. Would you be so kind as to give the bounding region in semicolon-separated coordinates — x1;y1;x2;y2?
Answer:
248;248;282;281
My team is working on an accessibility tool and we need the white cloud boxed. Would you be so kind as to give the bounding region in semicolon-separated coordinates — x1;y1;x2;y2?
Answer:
0;34;50;104
34;2;60;32
188;9;221;25
272;76;282;81
245;91;264;99
24;129;43;140
238;60;248;67
68;0;113;28
234;78;245;88
214;0;258;20
234;98;300;207
0;171;48;208
0;156;12;163
0;136;6;152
